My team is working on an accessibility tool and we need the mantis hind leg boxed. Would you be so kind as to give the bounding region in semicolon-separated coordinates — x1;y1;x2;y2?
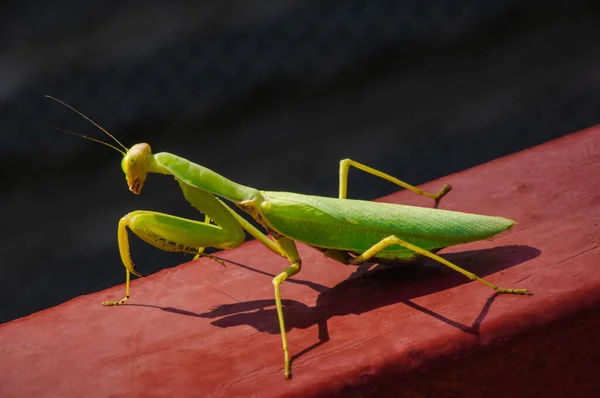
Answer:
352;235;532;295
103;210;244;306
339;159;451;207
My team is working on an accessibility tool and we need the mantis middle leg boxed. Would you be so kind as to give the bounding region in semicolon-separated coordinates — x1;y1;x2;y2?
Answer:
271;237;302;379
339;159;451;207
351;235;531;295
193;214;213;260
179;179;285;258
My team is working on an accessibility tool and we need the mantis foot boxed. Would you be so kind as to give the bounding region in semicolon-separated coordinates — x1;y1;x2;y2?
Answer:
434;184;452;208
497;288;532;295
102;296;130;306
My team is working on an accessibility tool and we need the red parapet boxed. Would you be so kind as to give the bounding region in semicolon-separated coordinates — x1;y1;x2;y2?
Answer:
2;127;600;397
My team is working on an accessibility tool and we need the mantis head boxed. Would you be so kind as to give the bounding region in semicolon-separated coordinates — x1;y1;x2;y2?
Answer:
122;143;152;194
44;96;153;195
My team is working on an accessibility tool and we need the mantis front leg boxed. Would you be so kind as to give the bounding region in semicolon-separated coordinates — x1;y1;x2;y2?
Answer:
103;210;245;306
104;180;286;306
339;159;451;207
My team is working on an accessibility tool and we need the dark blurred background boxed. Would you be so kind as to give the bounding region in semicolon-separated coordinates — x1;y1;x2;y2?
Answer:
1;0;599;323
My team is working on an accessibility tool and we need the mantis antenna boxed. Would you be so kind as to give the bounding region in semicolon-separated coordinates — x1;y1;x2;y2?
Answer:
45;95;128;154
48;125;126;156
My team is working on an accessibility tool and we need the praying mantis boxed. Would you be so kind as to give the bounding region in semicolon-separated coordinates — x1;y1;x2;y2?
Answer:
47;96;531;379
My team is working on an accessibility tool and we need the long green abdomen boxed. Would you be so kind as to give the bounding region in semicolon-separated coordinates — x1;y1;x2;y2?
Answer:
259;192;514;260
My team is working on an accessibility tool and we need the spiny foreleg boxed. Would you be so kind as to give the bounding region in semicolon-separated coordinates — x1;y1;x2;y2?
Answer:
103;210;244;306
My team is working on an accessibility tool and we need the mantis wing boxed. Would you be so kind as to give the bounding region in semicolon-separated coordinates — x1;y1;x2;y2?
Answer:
258;191;515;259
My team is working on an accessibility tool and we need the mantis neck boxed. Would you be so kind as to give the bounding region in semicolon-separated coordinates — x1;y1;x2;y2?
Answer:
150;152;259;203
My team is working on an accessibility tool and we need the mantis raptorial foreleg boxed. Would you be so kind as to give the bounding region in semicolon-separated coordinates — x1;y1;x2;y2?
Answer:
351;235;531;295
103;210;243;306
339;159;452;206
104;180;288;306
271;237;302;379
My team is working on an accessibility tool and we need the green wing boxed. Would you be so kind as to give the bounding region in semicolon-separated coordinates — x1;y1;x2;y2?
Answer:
258;191;514;260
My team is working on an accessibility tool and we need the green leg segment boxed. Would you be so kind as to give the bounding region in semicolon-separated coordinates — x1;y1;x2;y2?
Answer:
179;179;285;258
271;237;302;379
193;214;212;259
103;210;245;306
339;159;451;207
351;235;531;295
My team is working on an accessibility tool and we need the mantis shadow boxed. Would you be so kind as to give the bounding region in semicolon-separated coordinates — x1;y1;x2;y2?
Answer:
129;244;540;371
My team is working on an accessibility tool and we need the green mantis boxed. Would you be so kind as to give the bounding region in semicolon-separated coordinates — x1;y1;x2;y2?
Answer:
48;96;531;379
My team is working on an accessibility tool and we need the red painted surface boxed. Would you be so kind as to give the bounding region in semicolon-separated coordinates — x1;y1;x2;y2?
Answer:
2;126;600;397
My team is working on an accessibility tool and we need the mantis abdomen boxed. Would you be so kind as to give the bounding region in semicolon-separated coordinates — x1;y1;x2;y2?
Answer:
256;191;515;260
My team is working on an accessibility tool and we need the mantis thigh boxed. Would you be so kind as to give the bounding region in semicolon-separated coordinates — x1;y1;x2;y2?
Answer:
125;210;245;252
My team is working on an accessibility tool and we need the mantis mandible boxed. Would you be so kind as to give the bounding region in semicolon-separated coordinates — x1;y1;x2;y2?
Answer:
48;96;531;379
